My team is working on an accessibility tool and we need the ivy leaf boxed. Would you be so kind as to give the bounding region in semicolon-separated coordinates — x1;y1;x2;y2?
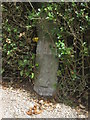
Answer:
7;51;10;55
14;28;17;33
20;70;23;76
35;63;39;67
47;6;52;11
31;73;34;79
25;71;30;77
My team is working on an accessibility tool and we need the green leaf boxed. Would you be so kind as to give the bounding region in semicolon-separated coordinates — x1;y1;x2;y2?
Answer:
14;28;17;33
1;68;4;74
7;51;10;55
47;6;52;11
28;15;33;20
25;71;30;77
31;73;34;79
8;27;11;32
0;38;2;41
32;54;35;60
24;59;27;64
35;63;39;67
20;70;23;76
18;60;23;67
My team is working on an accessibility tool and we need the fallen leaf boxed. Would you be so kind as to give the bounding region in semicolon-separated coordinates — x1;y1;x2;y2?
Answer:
49;103;53;106
2;86;7;90
29;103;34;108
6;38;11;43
19;32;25;37
32;37;39;42
33;109;43;115
79;104;85;109
33;105;37;110
39;100;44;104
41;104;46;109
26;109;33;115
44;103;49;107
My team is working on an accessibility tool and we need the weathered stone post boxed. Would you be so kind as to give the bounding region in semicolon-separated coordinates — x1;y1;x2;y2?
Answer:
34;18;59;96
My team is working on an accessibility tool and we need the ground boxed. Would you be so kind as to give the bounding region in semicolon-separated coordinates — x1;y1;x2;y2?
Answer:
0;80;88;119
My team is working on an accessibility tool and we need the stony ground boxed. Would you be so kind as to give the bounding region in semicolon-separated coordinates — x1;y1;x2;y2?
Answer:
0;80;88;119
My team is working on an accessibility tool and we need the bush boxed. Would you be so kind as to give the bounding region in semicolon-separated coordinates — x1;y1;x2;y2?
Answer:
2;3;38;81
2;2;89;107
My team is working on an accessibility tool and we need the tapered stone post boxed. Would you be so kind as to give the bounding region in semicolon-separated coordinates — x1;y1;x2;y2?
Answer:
34;19;59;96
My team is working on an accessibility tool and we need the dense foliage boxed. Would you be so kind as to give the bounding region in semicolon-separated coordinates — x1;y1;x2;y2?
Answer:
2;2;90;107
2;3;38;81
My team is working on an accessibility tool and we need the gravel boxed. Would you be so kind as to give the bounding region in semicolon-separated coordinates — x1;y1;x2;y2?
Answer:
0;83;88;119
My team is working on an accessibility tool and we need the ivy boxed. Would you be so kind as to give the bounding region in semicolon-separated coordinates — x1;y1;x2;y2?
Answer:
2;2;89;107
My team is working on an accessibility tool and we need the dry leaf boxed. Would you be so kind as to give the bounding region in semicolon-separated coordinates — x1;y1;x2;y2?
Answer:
6;38;11;43
2;86;7;90
19;33;23;37
26;109;33;115
27;104;43;115
44;103;49;107
49;103;53;106
33;109;43;115
19;32;25;37
41;104;46;109
39;100;44;104
79;104;85;109
22;32;25;35
33;105;37;110
32;37;39;42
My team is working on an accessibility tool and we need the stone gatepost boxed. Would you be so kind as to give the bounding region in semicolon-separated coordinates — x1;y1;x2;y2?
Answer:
34;18;59;96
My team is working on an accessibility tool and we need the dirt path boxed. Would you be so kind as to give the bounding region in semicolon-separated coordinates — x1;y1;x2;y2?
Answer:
0;81;88;119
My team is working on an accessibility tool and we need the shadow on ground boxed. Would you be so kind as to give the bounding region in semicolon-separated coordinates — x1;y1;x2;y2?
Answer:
1;78;56;103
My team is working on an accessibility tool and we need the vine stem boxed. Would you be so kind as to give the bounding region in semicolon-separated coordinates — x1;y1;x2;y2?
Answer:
81;35;85;82
28;1;37;13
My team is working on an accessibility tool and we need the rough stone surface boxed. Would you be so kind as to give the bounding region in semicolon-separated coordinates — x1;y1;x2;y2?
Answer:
34;19;59;96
